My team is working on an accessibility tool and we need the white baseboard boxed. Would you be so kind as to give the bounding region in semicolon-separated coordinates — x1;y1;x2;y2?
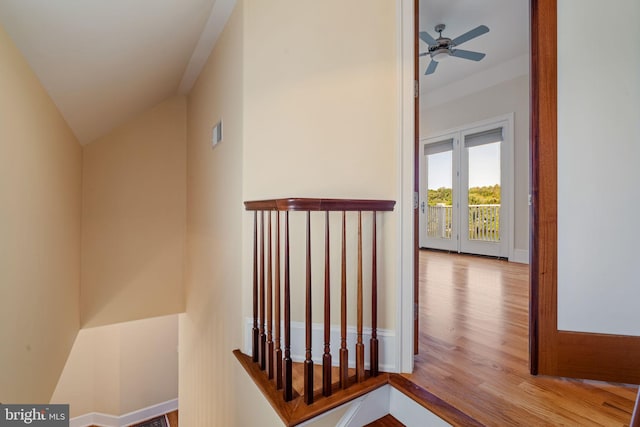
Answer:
299;384;451;427
510;248;529;264
244;318;397;372
69;398;178;427
337;385;390;427
389;388;450;427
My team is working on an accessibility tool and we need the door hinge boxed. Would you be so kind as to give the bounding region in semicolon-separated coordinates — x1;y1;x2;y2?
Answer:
413;191;419;209
414;80;419;98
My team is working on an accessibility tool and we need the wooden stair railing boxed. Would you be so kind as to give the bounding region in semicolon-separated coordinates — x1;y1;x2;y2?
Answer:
244;198;395;405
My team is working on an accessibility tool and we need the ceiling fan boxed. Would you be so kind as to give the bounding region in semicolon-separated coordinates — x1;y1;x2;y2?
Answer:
419;24;489;75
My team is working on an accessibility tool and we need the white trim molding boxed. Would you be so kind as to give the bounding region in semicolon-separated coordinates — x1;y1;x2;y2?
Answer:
422;54;530;108
69;399;178;427
244;318;397;372
389;387;451;427
298;385;451;427
177;0;237;94
511;248;529;264
420;113;517;261
397;0;416;376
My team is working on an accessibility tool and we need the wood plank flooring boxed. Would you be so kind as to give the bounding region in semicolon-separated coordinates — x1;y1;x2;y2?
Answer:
405;250;639;426
364;414;405;426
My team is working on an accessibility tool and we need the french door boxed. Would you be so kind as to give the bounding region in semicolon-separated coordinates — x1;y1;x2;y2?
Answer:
418;117;511;258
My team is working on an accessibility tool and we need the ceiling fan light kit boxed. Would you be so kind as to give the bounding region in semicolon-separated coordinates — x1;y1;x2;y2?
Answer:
431;48;451;62
419;23;489;75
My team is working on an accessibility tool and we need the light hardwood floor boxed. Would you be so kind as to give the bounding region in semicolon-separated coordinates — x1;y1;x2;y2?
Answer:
405;250;638;426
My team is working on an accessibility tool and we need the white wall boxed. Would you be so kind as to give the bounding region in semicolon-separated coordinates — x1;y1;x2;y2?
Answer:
557;0;640;335
51;315;179;418
420;74;530;255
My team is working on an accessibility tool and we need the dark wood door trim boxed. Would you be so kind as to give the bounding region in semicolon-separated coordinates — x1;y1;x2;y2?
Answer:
413;0;419;356
530;0;640;383
529;0;557;376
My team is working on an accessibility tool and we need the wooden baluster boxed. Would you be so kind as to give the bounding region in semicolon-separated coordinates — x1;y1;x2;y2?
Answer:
266;211;274;379
356;211;365;383
252;211;259;363
322;211;332;397
339;211;349;389
259;211;266;370
274;212;283;389
283;211;293;401
304;211;314;404
370;211;379;377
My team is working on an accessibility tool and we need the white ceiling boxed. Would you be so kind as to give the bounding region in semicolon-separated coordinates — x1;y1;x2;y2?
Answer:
0;0;527;144
419;0;529;94
0;0;234;144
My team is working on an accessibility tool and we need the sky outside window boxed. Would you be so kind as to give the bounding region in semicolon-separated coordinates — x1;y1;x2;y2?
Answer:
428;142;501;190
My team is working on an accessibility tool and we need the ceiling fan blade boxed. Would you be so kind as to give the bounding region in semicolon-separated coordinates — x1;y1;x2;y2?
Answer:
451;25;489;46
425;60;438;75
419;31;437;46
451;49;486;61
419;52;429;57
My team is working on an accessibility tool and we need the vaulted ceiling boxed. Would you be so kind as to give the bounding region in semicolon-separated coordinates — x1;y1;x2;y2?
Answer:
0;0;234;144
0;0;528;144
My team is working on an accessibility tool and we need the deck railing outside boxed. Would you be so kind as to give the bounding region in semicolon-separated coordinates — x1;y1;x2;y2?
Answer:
427;204;501;242
244;198;395;405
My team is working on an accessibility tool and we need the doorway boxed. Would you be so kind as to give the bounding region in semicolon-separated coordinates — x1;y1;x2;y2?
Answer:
418;116;512;258
414;0;530;357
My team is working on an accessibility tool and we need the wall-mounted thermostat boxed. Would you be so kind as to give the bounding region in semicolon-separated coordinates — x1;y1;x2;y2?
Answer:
212;120;223;148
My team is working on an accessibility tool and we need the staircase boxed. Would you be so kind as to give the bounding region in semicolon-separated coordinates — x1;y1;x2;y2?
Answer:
239;198;395;425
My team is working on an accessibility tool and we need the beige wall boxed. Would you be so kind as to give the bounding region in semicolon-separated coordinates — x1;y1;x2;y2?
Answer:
81;96;186;327
420;75;530;253
242;0;399;329
242;1;397;200
51;315;179;418
179;0;245;424
180;0;400;425
0;25;81;403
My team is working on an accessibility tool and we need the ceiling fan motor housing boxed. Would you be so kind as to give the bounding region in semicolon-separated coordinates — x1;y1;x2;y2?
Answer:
430;37;452;51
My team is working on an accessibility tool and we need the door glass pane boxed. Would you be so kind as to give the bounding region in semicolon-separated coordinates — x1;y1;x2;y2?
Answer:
467;141;501;242
426;150;452;240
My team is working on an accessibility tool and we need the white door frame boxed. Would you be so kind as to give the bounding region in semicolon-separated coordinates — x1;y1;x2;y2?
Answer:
418;114;515;260
397;0;416;374
396;0;519;363
418;133;459;251
460;116;514;258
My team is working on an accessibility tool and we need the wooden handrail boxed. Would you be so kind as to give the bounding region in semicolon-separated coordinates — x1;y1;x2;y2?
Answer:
245;197;395;406
245;198;395;212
